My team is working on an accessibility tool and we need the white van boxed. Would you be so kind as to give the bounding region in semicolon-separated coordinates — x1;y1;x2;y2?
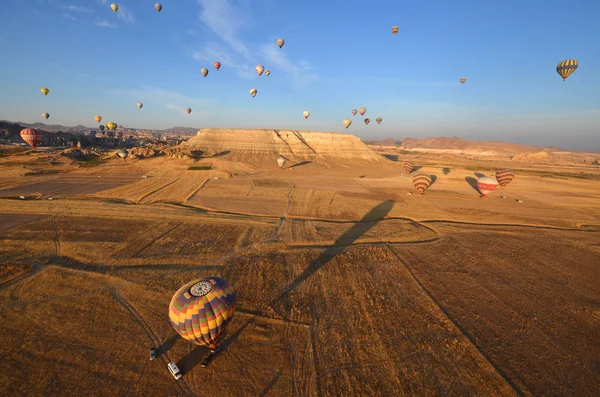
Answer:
167;362;182;380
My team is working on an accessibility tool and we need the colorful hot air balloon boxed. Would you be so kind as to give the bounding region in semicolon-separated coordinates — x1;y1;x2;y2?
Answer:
169;277;237;350
265;70;271;76
376;117;382;124
250;88;257;97
392;26;399;35
137;102;143;109
214;62;221;71
556;59;578;81
303;110;310;119
40;88;49;96
343;119;352;129
352;109;358;116
20;128;42;149
106;122;117;131
359;107;366;116
477;176;498;197
277;156;287;169
201;68;209;78
110;3;118;12
42;112;49;120
95;115;102;123
364;118;370;125
495;169;515;187
117;149;129;159
256;65;264;76
277;38;285;48
186;108;192;114
403;161;414;175
460;77;467;84
412;174;432;195
155;3;162;12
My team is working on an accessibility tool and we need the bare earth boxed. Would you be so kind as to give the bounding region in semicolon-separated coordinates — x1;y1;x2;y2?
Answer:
0;135;599;397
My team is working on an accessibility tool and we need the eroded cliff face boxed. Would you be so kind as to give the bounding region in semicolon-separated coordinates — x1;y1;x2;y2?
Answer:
179;128;387;162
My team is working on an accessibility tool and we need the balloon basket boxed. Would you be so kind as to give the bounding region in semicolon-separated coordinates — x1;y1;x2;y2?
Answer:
200;348;217;368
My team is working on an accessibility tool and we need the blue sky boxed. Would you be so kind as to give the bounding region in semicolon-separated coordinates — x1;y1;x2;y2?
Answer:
1;0;599;150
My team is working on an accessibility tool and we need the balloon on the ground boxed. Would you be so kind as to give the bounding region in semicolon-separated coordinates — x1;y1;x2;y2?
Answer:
214;62;221;70
169;277;237;349
40;88;49;96
477;176;499;197
20;128;42;148
42;113;49;120
117;149;129;159
256;65;264;76
460;77;467;84
95;115;102;123
303;110;310;119
343;119;352;128
250;88;257;97
359;107;366;116
495;169;515;187
412;174;432;195
556;59;578;81
352;109;357;116
364;118;370;125
201;68;209;78
376;117;382;124
392;26;399;35
186;108;192;114
277;156;286;168
155;3;162;12
403;161;414;174
110;3;118;12
277;38;285;48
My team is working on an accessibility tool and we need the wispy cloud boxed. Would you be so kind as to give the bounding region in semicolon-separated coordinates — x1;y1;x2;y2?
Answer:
197;0;250;58
363;77;458;88
116;5;135;24
63;13;76;20
95;18;117;28
116;84;216;116
260;43;318;88
185;42;255;80
63;4;93;13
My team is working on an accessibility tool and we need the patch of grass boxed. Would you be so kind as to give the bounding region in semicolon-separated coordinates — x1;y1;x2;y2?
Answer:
24;169;61;176
78;156;107;168
188;165;213;171
358;175;366;178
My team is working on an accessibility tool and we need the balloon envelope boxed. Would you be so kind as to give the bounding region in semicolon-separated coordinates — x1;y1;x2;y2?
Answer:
403;161;414;175
412;174;432;195
495;169;515;187
110;3;118;12
117;149;129;158
376;117;382;124
95;116;102;123
106;122;117;131
201;68;209;78
137;102;143;109
256;65;264;76
303;110;310;119
343;119;352;129
277;156;286;168
214;62;221;70
359;107;366;116
42;113;49;120
477;176;498;197
277;38;285;48
392;26;399;35
169;277;237;349
460;77;467;84
556;59;578;81
265;70;271;76
250;88;257;97
186;108;192;114
20;128;42;149
40;88;49;96
155;3;162;12
364;118;370;125
352;109;357;116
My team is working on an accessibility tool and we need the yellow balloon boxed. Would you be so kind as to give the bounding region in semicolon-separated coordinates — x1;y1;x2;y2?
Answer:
95;116;102;123
265;70;271;76
460;77;467;84
110;3;118;12
250;88;257;97
40;88;49;96
106;122;117;130
343;119;352;129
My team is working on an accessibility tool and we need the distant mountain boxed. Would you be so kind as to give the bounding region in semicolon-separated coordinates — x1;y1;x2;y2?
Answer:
162;127;198;135
362;138;402;146
0;120;198;135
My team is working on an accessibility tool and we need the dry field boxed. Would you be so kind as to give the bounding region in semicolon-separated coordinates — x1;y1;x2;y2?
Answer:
0;147;599;396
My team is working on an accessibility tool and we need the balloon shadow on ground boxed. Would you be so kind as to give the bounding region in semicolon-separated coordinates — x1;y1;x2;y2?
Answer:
158;333;180;357
412;165;423;172
442;168;451;175
211;150;231;158
429;175;438;187
177;343;212;375
289;160;312;169
382;154;399;162
474;172;486;178
465;176;480;194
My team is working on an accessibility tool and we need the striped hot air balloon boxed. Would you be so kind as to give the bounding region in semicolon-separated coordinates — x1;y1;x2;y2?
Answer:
495;169;515;187
412;174;432;195
477;176;498;197
403;161;414;175
169;277;237;350
556;59;578;81
20;128;42;148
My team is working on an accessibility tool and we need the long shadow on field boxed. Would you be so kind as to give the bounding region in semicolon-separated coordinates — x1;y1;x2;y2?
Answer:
474;172;486;178
270;200;395;312
177;343;212;375
442;167;451;175
429;174;438;187
465;176;480;195
289;160;312;169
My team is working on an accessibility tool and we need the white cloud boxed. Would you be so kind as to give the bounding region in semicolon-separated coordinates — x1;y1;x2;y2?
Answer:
197;0;251;58
63;13;76;20
95;19;117;28
185;42;255;80
63;4;93;13
115;5;135;24
260;43;318;88
116;84;216;114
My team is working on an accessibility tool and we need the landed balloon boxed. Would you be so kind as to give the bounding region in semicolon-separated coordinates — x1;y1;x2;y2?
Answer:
342;119;352;129
364;118;370;125
359;107;366;116
303;110;310;119
169;277;237;349
117;149;129;159
277;38;285;48
352;109;358;116
186;108;192;114
201;68;209;78
277;156;287;169
155;3;162;12
557;59;578;81
477;176;498;197
40;88;49;96
20;128;42;149
214;61;221;71
460;77;467;84
256;65;264;76
250;88;257;97
392;26;399;35
376;117;382;124
495;169;515;187
106;122;117;131
137;102;143;109
95;115;102;123
110;3;118;12
412;174;432;195
265;70;271;76
403;161;414;175
42;113;49;120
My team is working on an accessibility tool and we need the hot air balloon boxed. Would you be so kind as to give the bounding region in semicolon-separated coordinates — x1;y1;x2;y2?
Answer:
359;107;366;116
477;176;498;197
117;149;129;159
303;110;310;119
42;113;49;120
110;3;118;12
20;128;42;149
155;3;162;12
107;130;116;138
256;65;264;76
169;277;237;350
277;38;285;48
376;117;382;124
352;109;358;116
40;88;49;96
201;68;209;78
277;156;287;169
403;161;414;175
364;118;370;125
214;62;221;71
99;125;105;132
95;115;102;123
343;119;352;129
495;169;515;188
250;88;257;97
117;132;123;138
556;59;578;81
412;174;432;195
265;70;271;76
106;122;117;131
186;108;192;114
392;26;399;35
460;77;467;84
137;102;143;109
